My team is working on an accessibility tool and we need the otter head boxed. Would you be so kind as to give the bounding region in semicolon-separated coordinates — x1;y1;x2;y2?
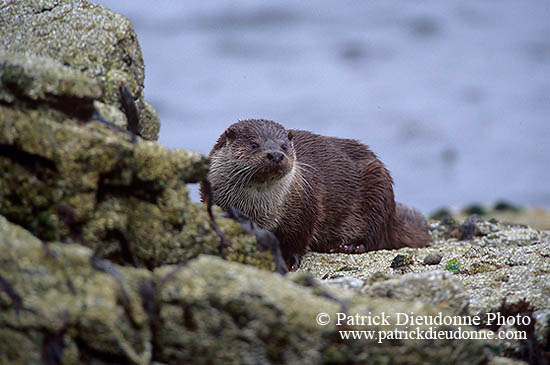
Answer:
211;119;295;186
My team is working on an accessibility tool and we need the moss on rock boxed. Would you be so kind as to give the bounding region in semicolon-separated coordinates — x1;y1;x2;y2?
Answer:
0;0;159;140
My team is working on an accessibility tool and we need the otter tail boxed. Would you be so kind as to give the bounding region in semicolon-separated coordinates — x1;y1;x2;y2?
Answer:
392;202;431;248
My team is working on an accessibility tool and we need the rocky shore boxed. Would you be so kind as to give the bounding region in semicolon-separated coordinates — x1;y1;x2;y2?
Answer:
1;1;548;364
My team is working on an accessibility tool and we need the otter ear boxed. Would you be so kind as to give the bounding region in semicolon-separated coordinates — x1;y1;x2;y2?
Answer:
214;127;238;150
225;127;237;141
287;130;294;141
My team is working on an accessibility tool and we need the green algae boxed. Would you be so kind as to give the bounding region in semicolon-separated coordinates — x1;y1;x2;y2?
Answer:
445;258;461;274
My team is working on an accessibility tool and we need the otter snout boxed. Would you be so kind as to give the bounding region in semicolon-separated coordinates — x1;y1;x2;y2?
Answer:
266;151;284;164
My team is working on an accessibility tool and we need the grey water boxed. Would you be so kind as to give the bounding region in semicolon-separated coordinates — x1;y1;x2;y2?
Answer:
94;0;550;214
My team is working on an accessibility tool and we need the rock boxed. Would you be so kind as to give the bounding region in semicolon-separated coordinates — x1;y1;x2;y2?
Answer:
0;54;271;270
153;257;491;364
390;253;415;269
463;204;488;216
0;53;102;104
322;277;365;290
0;1;260;270
431;203;550;231
489;356;530;365
0;215;153;364
1;1;548;362
457;215;484;240
300;217;550;360
0;217;493;364
365;271;470;315
423;251;443;265
0;0;160;140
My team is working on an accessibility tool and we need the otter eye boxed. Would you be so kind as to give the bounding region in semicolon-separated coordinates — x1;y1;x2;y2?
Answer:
281;144;287;151
251;142;259;149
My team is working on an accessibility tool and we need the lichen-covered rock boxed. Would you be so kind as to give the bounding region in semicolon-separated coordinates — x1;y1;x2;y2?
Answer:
154;257;492;364
0;102;273;268
0;217;494;364
300;219;550;311
0;1;275;270
0;215;153;364
0;0;159;140
0;52;102;103
0;52;274;270
1;0;546;362
365;271;470;315
300;217;550;361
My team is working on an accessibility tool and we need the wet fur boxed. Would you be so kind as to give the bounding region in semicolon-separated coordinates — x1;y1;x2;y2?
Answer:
202;119;431;266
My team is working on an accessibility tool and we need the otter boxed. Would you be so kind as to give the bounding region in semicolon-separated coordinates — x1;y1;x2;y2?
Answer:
201;119;431;270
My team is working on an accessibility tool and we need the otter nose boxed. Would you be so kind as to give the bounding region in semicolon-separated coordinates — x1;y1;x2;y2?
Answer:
266;151;284;164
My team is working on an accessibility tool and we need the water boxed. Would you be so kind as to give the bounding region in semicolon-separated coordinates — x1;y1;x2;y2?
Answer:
94;1;550;214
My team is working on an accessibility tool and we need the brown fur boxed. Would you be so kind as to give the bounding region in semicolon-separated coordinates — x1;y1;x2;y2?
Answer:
201;119;431;268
